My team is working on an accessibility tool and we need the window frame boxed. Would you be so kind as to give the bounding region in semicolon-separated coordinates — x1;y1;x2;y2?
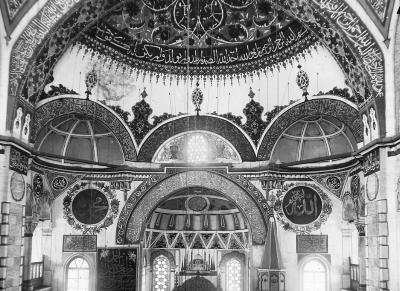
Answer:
220;251;246;291
226;257;243;291
64;255;94;291
298;255;331;291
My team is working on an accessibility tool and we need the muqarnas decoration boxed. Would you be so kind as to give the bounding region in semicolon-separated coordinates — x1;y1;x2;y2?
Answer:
274;183;332;233
63;182;119;234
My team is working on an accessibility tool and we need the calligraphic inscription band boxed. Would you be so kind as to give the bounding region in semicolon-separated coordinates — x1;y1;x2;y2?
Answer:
296;235;328;253
9;146;29;175
78;20;317;76
63;235;97;252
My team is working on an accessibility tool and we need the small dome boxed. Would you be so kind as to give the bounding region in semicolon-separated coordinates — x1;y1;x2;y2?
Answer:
270;116;356;163
36;115;124;165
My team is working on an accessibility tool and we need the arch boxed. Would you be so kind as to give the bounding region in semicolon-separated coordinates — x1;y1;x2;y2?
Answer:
32;96;137;161
298;254;331;291
152;130;242;163
6;0;384;128
257;96;362;160
116;170;270;245
138;115;257;162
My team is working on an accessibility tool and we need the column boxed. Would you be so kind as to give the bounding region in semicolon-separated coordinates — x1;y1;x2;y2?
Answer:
341;224;353;289
22;217;37;291
358;232;367;291
41;221;52;286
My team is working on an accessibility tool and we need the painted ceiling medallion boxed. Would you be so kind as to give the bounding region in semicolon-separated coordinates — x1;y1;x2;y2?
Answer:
63;182;119;234
116;0;293;47
274;183;332;234
187;196;209;212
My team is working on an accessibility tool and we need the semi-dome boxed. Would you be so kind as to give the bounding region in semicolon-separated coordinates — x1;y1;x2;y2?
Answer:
36;115;124;165
147;187;247;232
270;116;356;163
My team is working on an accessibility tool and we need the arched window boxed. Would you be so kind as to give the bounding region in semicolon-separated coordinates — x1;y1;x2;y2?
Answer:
303;259;327;291
66;257;89;291
226;258;242;291
153;255;170;291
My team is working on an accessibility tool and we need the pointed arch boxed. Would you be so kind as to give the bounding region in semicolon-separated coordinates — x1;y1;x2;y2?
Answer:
116;170;270;245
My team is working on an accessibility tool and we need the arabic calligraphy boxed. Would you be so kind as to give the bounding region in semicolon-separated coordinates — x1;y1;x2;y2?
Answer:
312;0;384;98
282;186;322;225
9;146;29;175
52;176;68;190
80;20;314;68
63;235;97;252
97;248;137;291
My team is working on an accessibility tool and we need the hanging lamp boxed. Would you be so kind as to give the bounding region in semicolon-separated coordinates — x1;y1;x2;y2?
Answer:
191;82;204;116
296;65;309;101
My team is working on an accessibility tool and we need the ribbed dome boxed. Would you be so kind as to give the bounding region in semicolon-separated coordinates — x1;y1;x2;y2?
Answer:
36;115;124;165
270;116;356;163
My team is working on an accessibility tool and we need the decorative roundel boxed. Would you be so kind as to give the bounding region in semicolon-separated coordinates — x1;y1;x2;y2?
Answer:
72;189;109;224
326;176;341;190
187;196;208;212
282;186;323;225
10;172;25;201
366;173;379;201
33;174;43;195
274;183;332;233
63;182;119;234
52;176;68;191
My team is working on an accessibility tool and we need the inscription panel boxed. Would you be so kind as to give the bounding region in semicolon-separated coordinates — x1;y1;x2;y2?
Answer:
63;235;97;252
296;235;328;253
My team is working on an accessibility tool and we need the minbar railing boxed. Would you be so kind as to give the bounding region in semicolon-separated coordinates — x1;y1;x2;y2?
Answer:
350;262;360;291
31;261;44;288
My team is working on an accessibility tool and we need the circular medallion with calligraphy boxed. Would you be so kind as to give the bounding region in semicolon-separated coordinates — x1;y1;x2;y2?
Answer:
282;186;323;225
187;196;208;212
72;189;109;225
10;172;25;201
366;173;379;201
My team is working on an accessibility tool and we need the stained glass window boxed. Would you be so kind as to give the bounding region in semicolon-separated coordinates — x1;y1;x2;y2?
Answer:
67;257;89;291
187;134;209;163
227;258;242;291
153;255;170;291
303;259;326;291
